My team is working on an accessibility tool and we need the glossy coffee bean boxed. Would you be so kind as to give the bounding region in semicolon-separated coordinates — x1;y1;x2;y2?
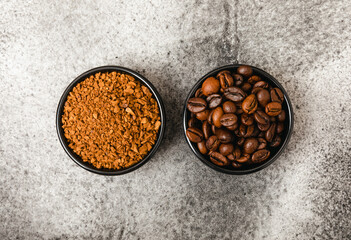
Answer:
265;122;276;142
235;102;244;114
270;116;276;122
251;87;264;94
276;122;284;134
241;83;252;92
248;75;261;84
251;125;260;137
186;127;203;143
253;81;269;89
257;138;267;150
236;153;250;163
254;110;270;125
211;125;217;134
206;135;220;151
215;128;233;143
232;161;243;168
219;143;234;156
257;122;270;132
202;77;220;96
241;113;254;126
237;65;253;77
222;101;236;113
233;147;241;160
224;87;247;102
202;121;211;139
212;107;224;128
220;114;238;127
239;124;255;138
196;109;210;121
242;94;258;114
197;141;208;155
243;138;259;154
207;94;222;108
257;131;265;138
277;110;286;122
227;154;235;161
256;89;270;107
265;102;282;116
237;137;245;146
271;88;284;103
270;135;281;147
226;122;238;130
252;149;270;163
188;118;199;128
217;70;234;89
233;74;244;86
209;152;229;166
187;97;207;113
195;88;205;98
207;109;214;124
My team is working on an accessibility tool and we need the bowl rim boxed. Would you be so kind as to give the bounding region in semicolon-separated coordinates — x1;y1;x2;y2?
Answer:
183;64;294;175
56;65;166;175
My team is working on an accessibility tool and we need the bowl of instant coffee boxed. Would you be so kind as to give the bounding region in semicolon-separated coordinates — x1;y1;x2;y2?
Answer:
183;64;293;174
56;66;166;175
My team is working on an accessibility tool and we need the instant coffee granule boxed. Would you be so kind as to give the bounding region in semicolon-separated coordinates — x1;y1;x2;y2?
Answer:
62;72;161;169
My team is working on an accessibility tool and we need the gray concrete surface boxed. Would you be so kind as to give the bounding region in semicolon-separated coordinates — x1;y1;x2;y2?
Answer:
1;0;350;239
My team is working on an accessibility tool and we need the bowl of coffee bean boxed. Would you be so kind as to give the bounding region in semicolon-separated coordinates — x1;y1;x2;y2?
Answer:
183;64;293;174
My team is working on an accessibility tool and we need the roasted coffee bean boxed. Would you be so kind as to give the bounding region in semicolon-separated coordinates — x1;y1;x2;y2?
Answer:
207;94;222;108
237;137;245;146
252;149;270;163
242;94;258;114
222;101;237;113
233;74;244;86
209;152;229;166
232;161;243;168
207;109;214;124
195;88;205;98
196;109;210;121
202;121;211;139
256;89;270;107
219;143;234;156
241;113;254;126
239;124;255;138
237;65;253;77
257;138;267;150
277;110;286;122
270;135;282;147
227;154;235;161
186;127;203;143
212;107;224;128
236;153;250;163
226;122;239;130
202;77;220;96
265;122;276;142
235;101;244;114
265;102;282;116
251;126;260;137
258;131;265;138
215;128;233;143
220;114;238;127
243;138;259;154
276;122;284;134
241;83;252;92
217;70;234;89
270;116;276;122
188;118;199;128
211;125;217;134
254;110;270;125
187;97;207;113
233;147;241;160
224;87;247;102
257;122;270;131
251;87;264;94
248;75;261;84
206;135;220;151
197;141;208;155
271;88;284;103
253;81;269;89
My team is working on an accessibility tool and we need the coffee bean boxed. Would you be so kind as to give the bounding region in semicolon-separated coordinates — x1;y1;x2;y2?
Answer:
202;121;211;139
277;110;286;122
236;153;250;163
233;74;244;86
235;101;244;114
196;109;210;121
217;70;234;89
237;137;245;146
227;154;235;161
215;128;233;143
207;109;214;124
187;97;207;113
222;101;237;113
257;122;270;131
243;138;259;154
241;83;252;92
257;138;267;150
195;88;205;98
207;94;222;108
248;75;261;84
254;110;270;125
188;118;199;128
265;102;282;116
256;89;270;107
202;77;220;96
226;122;238;130
237;65;253;77
242;94;258;114
258;131;265;138
232;161;243;168
219;143;234;156
224;87;247;102
276;122;284;134
241;113;254;126
270;135;281;147
212;107;224;128
253;81;269;89
239;124;255;138
220;114;238;127
211;125;217;134
251;126;260;137
265;122;276;142
209;151;229;166
186;127;203;143
206;135;220;151
252;149;270;163
270;116;276;122
271;88;284;103
251;87;264;94
233;147;241;160
197;141;208;154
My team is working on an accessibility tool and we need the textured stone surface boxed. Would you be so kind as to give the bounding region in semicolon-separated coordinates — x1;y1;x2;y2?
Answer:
0;0;350;239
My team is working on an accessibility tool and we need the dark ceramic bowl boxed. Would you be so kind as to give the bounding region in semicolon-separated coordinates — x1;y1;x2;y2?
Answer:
56;66;166;175
183;64;293;175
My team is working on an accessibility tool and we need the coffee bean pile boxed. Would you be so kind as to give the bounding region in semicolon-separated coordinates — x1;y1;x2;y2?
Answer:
186;65;286;168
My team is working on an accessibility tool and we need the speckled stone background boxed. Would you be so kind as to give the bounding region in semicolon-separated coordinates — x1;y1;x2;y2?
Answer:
0;0;350;239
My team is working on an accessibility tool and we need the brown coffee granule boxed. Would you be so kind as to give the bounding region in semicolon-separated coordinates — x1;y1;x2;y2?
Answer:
62;71;161;169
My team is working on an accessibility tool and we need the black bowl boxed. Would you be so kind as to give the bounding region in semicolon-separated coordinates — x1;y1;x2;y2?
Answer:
183;64;293;175
56;66;166;175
